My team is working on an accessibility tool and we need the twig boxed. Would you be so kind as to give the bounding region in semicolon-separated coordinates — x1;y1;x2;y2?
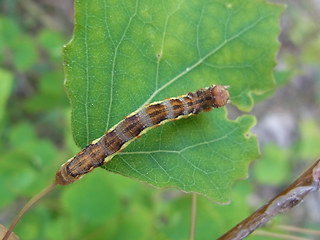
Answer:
189;193;197;240
2;183;57;240
218;159;320;240
276;224;320;236
254;230;311;240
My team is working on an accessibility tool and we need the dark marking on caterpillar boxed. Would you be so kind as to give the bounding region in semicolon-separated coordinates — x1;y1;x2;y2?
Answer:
55;85;230;185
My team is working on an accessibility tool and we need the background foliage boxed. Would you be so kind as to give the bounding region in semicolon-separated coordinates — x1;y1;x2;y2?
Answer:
0;0;320;239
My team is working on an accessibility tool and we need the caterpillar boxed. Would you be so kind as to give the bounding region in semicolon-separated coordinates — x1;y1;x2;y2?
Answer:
55;85;230;185
2;85;229;240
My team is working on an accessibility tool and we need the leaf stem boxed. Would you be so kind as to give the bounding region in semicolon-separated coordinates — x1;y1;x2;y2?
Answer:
189;193;197;240
2;182;57;240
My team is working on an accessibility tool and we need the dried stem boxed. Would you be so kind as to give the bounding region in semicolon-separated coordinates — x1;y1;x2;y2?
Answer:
189;193;197;240
218;159;320;240
276;224;320;236
2;183;57;240
254;230;311;240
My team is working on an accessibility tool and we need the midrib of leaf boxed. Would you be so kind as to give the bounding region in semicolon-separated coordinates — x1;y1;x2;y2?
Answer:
196;2;206;57
155;2;182;90
105;0;139;131
140;13;268;108
84;2;90;145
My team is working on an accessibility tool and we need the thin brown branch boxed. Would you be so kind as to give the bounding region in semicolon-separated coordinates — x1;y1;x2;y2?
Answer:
2;183;57;240
189;193;197;240
218;159;320;240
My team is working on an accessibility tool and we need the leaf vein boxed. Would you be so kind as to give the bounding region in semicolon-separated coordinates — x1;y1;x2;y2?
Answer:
140;15;267;108
105;0;139;130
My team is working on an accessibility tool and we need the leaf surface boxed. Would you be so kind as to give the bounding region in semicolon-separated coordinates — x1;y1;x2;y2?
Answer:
64;0;284;202
0;69;12;126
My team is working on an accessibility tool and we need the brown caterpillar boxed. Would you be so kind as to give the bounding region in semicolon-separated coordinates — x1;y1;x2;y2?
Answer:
55;85;230;185
2;85;230;240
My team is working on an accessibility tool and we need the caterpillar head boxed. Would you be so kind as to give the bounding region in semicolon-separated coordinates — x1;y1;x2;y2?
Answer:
211;85;230;108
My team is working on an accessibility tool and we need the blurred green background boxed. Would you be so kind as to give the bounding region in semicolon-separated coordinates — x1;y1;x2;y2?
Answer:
0;0;320;239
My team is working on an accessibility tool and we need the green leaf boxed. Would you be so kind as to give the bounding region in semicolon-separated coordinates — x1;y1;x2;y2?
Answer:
23;72;69;112
253;144;290;185
0;151;37;195
0;17;37;70
64;0;284;202
38;29;65;61
0;17;21;64
2;122;59;195
62;170;121;223
58;170;154;239
107;202;153;240
297;120;320;160
12;36;37;71
158;182;252;239
14;206;50;240
8;122;36;146
0;68;13;126
0;175;15;208
252;70;293;103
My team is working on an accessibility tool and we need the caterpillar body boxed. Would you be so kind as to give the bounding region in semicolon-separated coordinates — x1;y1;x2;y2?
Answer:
55;85;230;185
